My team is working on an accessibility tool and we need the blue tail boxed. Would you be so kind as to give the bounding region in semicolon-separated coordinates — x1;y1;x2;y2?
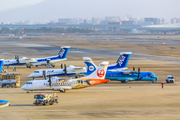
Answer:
58;46;70;59
107;52;132;70
83;57;97;75
0;59;4;74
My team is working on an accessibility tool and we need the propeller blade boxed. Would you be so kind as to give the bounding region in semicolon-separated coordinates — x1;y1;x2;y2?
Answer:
138;67;140;79
133;67;135;71
43;71;46;80
64;64;67;76
48;74;52;88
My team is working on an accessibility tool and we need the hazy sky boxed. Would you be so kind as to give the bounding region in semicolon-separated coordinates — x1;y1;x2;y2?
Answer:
0;0;180;22
0;0;44;11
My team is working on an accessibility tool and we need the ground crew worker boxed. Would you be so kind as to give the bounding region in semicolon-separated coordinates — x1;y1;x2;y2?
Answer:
13;66;14;71
161;82;164;89
14;66;16;71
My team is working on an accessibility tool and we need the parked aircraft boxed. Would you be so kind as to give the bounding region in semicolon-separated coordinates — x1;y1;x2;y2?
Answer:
84;57;159;83
0;59;4;73
84;52;131;75
21;61;110;93
3;46;70;68
28;65;86;78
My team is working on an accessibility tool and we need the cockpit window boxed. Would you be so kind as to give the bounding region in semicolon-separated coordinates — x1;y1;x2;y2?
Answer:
168;77;174;79
148;73;154;76
34;71;39;73
35;95;44;99
26;82;33;84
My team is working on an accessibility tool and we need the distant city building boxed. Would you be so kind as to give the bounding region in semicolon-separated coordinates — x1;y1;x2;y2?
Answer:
121;21;134;25
105;16;121;22
108;22;122;25
58;18;71;24
71;18;79;24
171;18;180;24
92;18;101;25
84;19;92;24
144;18;160;25
134;21;153;26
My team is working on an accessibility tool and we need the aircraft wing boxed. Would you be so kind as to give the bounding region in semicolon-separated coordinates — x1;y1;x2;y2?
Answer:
25;58;38;64
108;67;128;72
69;65;84;69
52;86;72;90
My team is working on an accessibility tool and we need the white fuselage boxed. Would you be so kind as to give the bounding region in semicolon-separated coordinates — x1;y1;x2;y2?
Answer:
3;56;65;66
28;67;86;78
21;77;78;91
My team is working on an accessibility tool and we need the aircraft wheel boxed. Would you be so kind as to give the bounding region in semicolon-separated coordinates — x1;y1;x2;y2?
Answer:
50;102;54;105
63;90;66;93
27;91;29;93
121;81;125;83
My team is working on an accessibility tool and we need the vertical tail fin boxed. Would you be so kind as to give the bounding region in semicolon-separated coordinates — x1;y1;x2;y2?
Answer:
83;57;97;74
58;46;70;59
108;52;132;70
0;59;4;74
82;61;109;79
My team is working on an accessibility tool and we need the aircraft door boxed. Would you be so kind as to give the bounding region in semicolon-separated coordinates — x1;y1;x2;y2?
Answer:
78;80;84;88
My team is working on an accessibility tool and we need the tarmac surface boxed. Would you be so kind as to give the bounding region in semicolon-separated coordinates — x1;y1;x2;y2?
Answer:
0;35;180;120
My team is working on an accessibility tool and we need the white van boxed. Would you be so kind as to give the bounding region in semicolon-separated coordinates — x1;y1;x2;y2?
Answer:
166;75;175;83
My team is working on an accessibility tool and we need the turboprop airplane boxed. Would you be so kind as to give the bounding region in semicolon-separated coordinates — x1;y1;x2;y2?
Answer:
28;64;86;78
21;61;110;93
84;57;159;83
0;59;4;74
84;52;131;74
3;46;70;68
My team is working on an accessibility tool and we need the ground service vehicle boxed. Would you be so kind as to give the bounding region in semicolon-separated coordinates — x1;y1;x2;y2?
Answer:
33;93;58;106
166;75;175;83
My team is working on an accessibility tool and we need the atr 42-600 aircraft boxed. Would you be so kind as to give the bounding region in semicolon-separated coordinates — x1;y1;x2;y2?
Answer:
84;54;159;83
21;61;110;93
3;46;70;68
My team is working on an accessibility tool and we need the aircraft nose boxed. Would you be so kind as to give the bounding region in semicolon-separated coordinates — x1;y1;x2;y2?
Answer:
21;85;25;90
28;74;33;78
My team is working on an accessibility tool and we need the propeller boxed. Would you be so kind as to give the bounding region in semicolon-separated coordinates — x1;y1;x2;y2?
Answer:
43;70;46;80
15;55;19;64
61;64;63;69
138;67;140;79
133;67;135;71
63;64;67;76
48;74;52;88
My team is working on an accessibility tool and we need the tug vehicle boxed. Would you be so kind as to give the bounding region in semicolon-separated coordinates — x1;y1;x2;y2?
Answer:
33;93;58;106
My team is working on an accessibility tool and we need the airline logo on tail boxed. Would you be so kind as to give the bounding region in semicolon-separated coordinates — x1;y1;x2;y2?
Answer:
97;69;105;77
0;60;4;73
118;56;126;66
89;66;95;71
59;48;65;57
58;46;70;59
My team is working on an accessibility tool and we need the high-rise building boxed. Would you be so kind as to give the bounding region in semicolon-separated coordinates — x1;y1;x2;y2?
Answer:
144;18;160;25
171;18;180;24
92;18;101;25
105;16;120;22
58;18;71;24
